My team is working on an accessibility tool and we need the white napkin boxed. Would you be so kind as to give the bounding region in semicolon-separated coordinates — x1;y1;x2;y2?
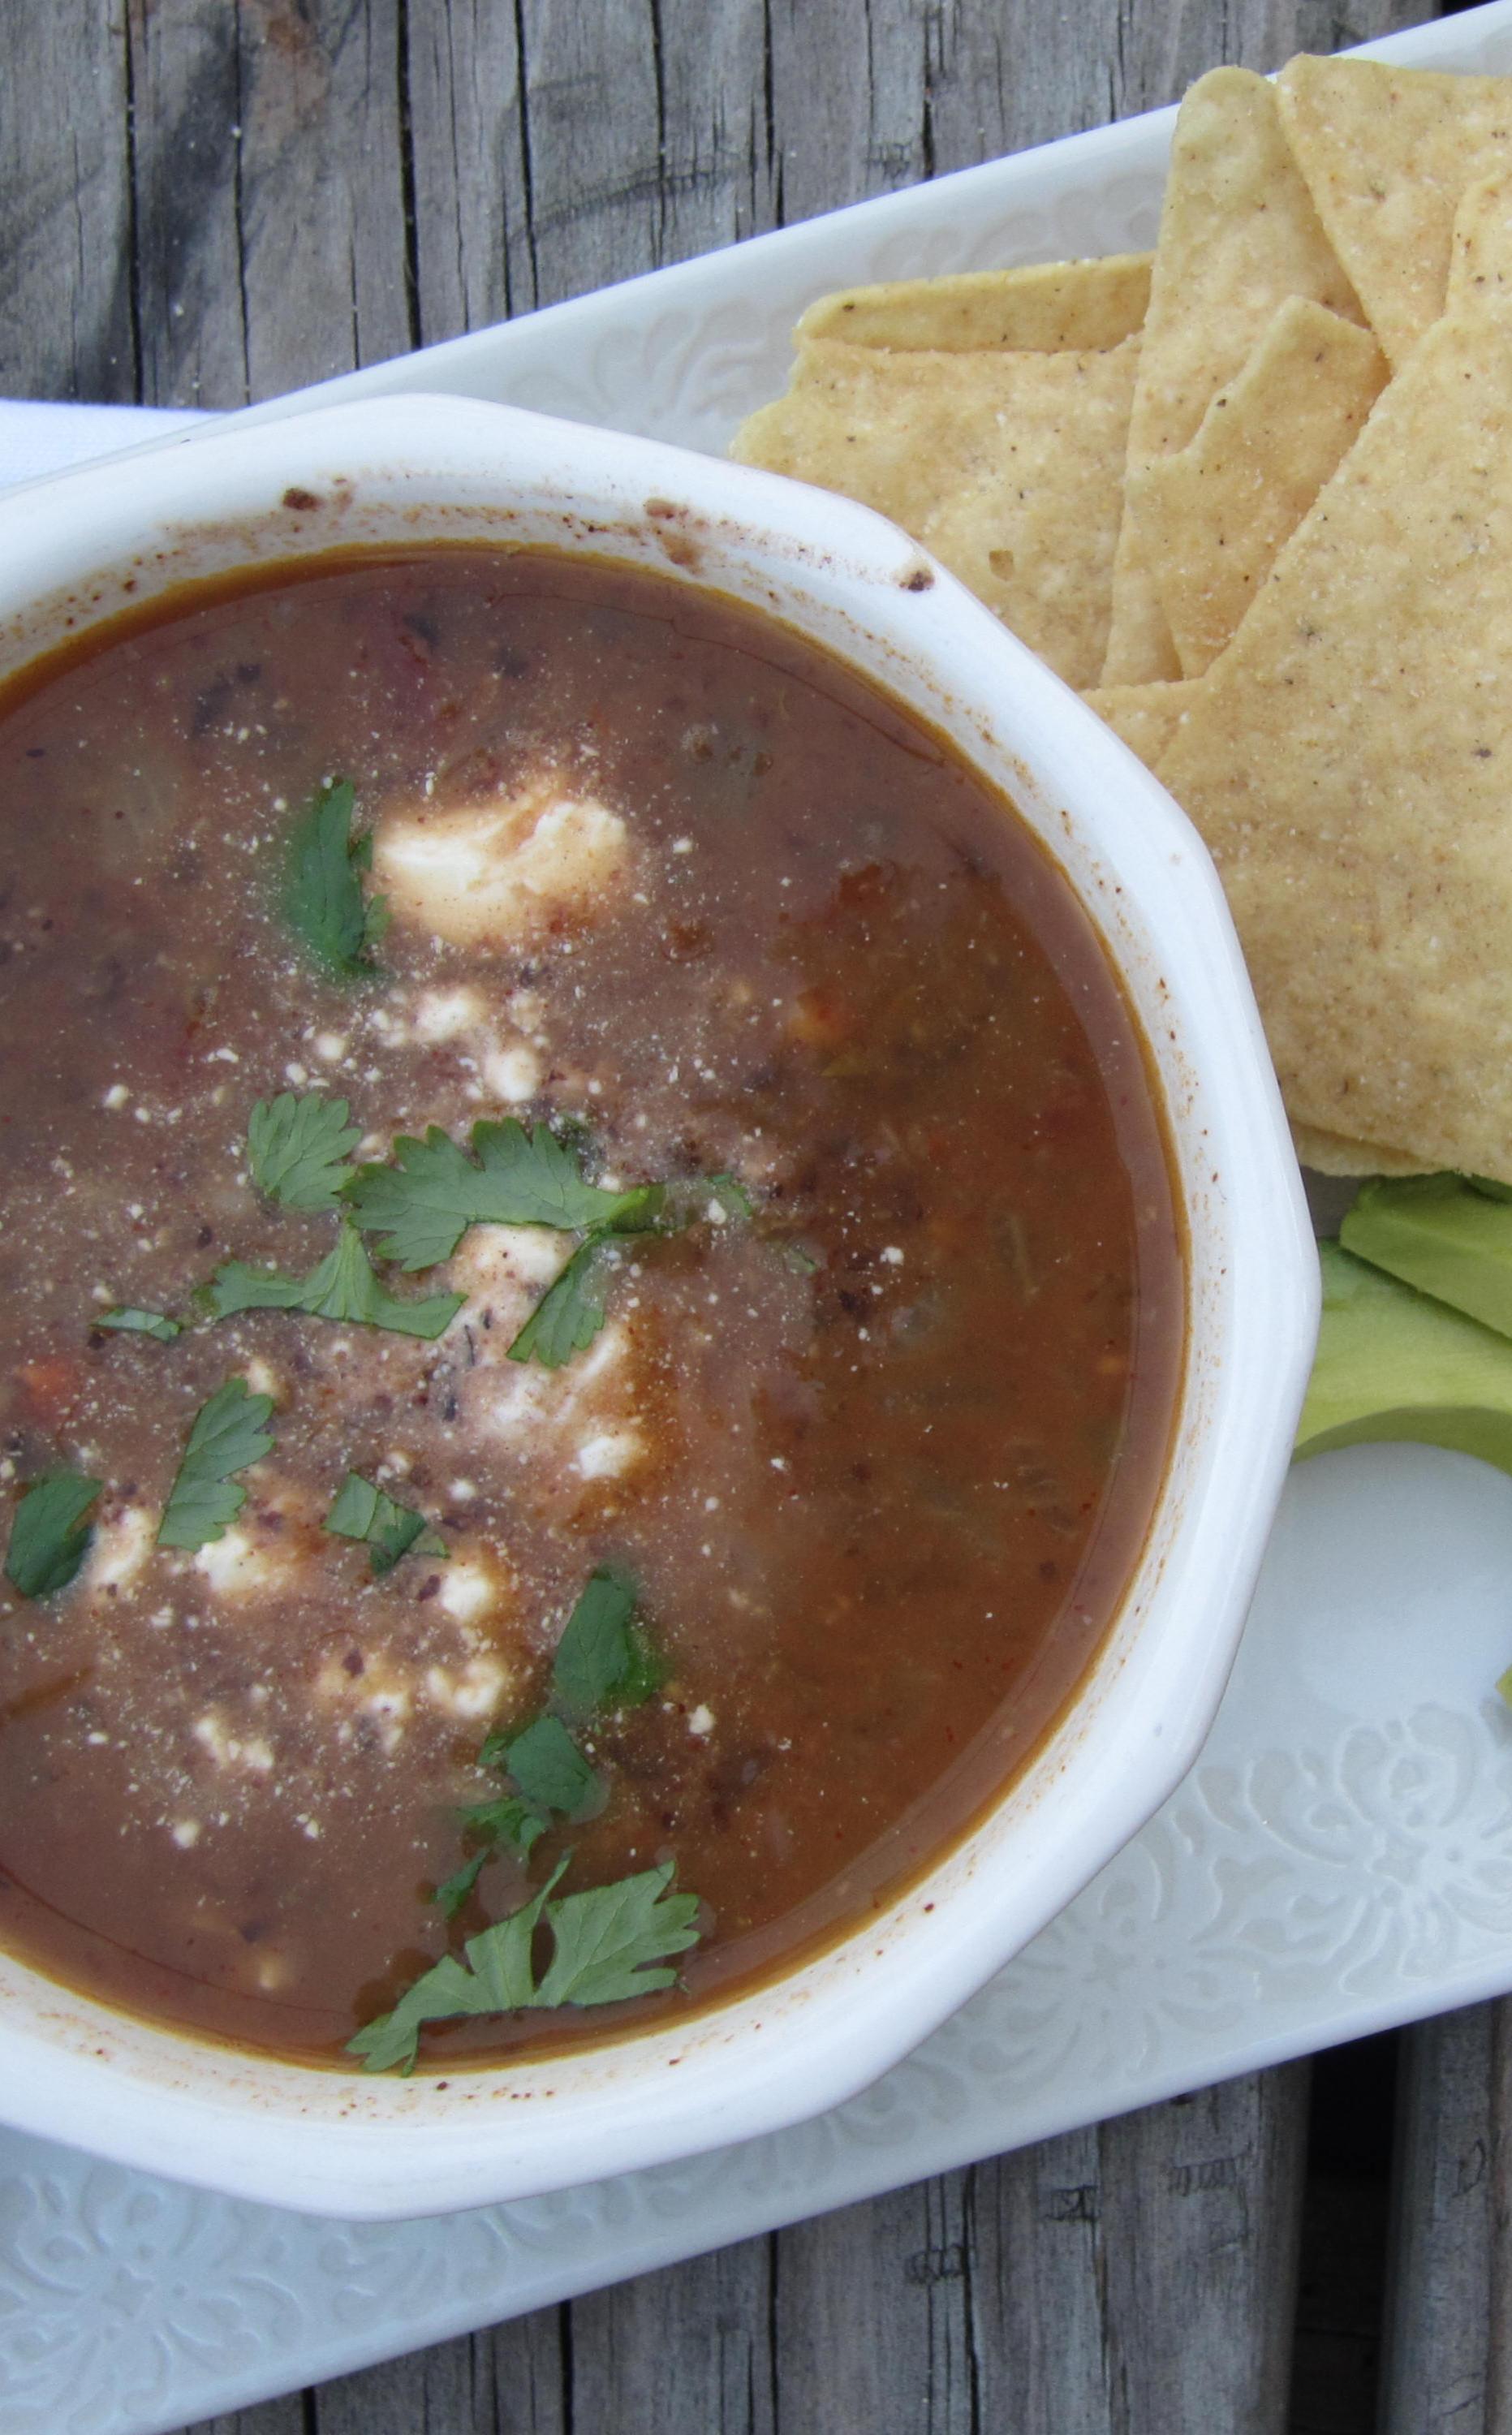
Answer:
0;399;205;489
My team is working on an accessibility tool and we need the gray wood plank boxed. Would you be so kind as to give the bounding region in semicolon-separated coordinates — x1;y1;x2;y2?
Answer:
569;2230;774;2433
774;2170;977;2434
296;2308;565;2433
971;2067;1310;2433
509;0;665;311
178;2398;305;2435
0;2;134;402
404;0;531;338
127;0;246;407
1380;1998;1510;2435
126;0;413;408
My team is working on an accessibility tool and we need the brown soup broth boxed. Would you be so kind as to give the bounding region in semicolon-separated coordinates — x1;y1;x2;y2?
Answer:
0;549;1182;2065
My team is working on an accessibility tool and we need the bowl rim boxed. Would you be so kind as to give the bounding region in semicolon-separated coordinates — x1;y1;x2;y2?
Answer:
0;392;1317;2218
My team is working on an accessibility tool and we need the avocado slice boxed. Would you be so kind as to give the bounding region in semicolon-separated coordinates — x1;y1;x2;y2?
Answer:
1297;1241;1512;1473
1340;1173;1512;1340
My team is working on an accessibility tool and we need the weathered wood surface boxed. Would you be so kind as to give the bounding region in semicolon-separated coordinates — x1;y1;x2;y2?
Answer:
0;2;1454;2431
232;2065;1308;2435
1380;1999;1512;2435
2;0;1440;409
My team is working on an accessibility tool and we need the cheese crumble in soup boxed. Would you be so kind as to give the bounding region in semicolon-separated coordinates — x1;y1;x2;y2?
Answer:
0;550;1182;2067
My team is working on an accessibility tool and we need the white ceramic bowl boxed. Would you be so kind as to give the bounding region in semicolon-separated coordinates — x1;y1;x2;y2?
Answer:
0;395;1316;2219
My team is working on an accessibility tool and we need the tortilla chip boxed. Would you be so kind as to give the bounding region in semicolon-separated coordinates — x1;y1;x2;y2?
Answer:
1291;1123;1434;1179
798;257;1152;354
1154;235;1512;1181
732;335;1139;689
1277;54;1512;368
1082;679;1206;769
1133;298;1388;677
1447;170;1512;308
1101;67;1364;687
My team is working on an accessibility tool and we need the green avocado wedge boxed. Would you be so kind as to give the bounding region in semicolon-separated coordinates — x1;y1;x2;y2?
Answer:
1340;1173;1512;1340
1297;1241;1512;1473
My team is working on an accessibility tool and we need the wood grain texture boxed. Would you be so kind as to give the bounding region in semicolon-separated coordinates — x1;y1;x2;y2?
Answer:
1380;2000;1512;2435
0;2;134;402
971;2068;1311;2433
301;2309;566;2433
235;2069;1307;2435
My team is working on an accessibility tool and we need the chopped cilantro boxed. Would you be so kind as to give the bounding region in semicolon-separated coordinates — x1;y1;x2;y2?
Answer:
5;1470;102;1598
506;1238;613;1370
342;1118;660;1272
552;1566;661;1713
456;1794;549;1855
248;1092;361;1212
494;1713;600;1815
157;1378;274;1551
208;1220;462;1340
346;1114;753;1368
429;1851;490;1920
92;1307;181;1342
324;1472;447;1576
349;1859;700;2073
431;1796;548;1917
284;778;389;979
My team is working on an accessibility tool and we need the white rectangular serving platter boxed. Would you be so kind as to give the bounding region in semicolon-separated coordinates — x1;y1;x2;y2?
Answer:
6;6;1512;2427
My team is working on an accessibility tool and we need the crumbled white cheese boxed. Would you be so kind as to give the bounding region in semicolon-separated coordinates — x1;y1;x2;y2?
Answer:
192;1711;275;1773
82;1502;156;1597
575;1427;643;1480
373;769;632;946
437;1561;503;1627
192;1527;299;1599
482;1042;541;1103
410;985;485;1045
424;1653;511;1719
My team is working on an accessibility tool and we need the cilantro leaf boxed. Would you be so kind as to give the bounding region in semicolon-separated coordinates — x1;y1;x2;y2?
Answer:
349;1858;569;2073
534;1865;701;2007
157;1379;274;1550
431;1796;548;1916
248;1093;362;1212
552;1566;660;1713
284;778;388;978
498;1714;600;1814
5;1471;102;1597
505;1161;754;1371
349;1860;699;2073
456;1794;549;1855
429;1851;490;1920
324;1472;447;1576
209;1222;462;1340
342;1119;661;1272
92;1307;181;1342
506;1238;613;1370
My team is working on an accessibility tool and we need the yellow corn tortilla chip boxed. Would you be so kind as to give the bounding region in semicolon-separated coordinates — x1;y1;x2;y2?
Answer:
1154;229;1512;1181
732;334;1139;690
1290;1122;1433;1179
1277;54;1512;368
797;256;1152;354
1102;67;1365;687
1447;170;1512;308
1082;679;1206;769
1133;297;1388;677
